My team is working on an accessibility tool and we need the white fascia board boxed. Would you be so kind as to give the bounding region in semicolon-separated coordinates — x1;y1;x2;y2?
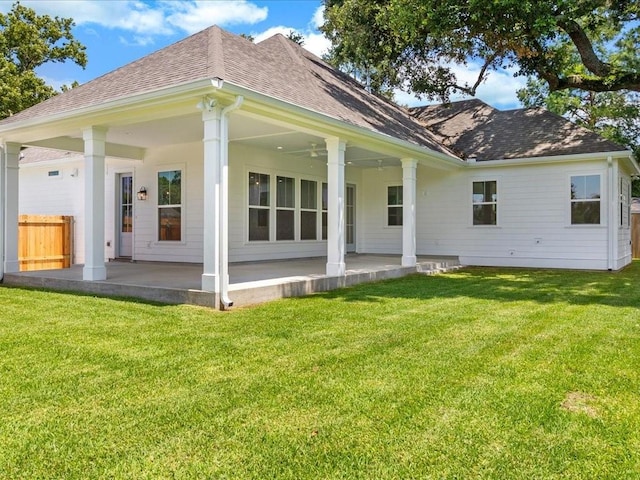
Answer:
465;150;636;169
216;80;465;169
0;78;220;137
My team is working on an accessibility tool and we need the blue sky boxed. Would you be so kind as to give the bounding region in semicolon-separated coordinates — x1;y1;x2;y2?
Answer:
1;0;524;108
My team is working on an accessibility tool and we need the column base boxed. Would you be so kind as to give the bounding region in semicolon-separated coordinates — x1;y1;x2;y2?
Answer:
4;260;20;273
402;255;417;267
326;262;346;277
201;273;219;293
83;265;107;281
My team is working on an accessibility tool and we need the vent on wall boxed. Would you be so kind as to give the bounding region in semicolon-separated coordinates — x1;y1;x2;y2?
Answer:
48;170;60;177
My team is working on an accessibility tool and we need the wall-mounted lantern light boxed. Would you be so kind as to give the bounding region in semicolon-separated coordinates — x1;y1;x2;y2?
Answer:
137;186;148;201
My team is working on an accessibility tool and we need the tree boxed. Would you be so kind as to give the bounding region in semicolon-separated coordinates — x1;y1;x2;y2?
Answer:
517;28;640;193
321;0;640;101
0;2;86;119
286;30;305;46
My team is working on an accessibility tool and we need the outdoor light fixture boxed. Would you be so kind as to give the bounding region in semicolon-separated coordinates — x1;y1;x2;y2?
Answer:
137;186;148;201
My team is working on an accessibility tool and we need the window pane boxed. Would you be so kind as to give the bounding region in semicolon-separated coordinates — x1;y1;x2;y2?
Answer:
301;211;317;240
322;211;327;240
249;208;269;241
301;180;317;209
388;186;402;206
158;170;181;205
121;205;132;233
473;181;496;203
249;172;270;206
158;207;181;241
122;176;132;204
571;175;600;200
572;201;600;224
473;204;496;225
277;176;295;208
322;183;328;211
276;209;294;240
388;206;403;226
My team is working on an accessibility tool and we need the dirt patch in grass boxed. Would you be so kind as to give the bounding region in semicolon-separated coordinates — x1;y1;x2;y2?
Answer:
561;391;599;418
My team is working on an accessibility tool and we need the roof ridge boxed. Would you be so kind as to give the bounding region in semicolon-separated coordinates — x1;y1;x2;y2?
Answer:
207;25;226;79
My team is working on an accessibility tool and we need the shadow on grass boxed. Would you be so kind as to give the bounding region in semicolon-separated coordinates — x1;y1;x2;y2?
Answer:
318;262;640;308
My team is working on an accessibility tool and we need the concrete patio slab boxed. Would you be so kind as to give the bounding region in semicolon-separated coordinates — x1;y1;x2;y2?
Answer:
2;255;461;308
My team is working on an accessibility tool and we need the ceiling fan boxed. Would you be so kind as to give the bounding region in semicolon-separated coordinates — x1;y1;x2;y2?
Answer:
283;143;327;158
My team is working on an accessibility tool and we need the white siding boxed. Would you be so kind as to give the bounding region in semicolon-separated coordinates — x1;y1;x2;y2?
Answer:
359;160;617;270
20;158;132;265
131;141;361;263
20;145;629;271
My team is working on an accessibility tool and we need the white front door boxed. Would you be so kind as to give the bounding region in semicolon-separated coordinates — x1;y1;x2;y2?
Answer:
346;184;356;252
118;173;133;258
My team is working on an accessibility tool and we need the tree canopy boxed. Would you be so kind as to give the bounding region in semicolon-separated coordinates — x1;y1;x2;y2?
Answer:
0;2;86;119
321;0;640;101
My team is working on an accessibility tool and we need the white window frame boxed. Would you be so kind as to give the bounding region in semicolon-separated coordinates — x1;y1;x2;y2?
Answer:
569;173;602;226
471;179;498;226
387;185;403;227
248;171;271;242
620;176;631;229
300;178;319;241
156;165;185;243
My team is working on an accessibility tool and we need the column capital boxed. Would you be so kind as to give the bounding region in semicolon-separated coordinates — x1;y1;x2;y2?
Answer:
4;142;21;155
82;126;108;142
325;137;346;153
401;157;418;169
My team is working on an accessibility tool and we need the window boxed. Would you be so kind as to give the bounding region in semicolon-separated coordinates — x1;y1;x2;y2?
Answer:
472;180;497;225
158;170;182;241
322;182;328;240
300;179;317;240
621;177;631;228
249;172;270;241
570;175;600;224
387;185;403;226
276;176;295;240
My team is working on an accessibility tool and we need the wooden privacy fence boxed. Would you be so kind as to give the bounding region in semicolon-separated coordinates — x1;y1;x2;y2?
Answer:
19;215;73;271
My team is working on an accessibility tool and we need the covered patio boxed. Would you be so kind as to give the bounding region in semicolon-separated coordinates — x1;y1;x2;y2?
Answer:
2;255;461;308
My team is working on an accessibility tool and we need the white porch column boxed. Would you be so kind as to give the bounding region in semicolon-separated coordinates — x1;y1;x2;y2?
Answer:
402;158;418;267
4;143;20;273
201;104;222;293
0;144;5;280
326;137;346;277
83;126;108;281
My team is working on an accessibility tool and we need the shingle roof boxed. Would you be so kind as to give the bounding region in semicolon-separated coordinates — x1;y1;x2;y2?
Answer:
19;146;82;165
0;26;453;157
410;99;626;161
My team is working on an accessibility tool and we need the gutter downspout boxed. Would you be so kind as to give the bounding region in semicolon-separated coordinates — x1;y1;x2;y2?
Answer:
219;95;243;309
0;145;4;283
607;156;614;271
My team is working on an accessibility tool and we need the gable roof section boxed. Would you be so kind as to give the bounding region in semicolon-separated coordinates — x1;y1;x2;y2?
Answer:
410;99;626;161
0;26;454;157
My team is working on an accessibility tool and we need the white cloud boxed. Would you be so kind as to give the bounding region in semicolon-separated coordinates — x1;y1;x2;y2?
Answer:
252;7;330;59
311;5;325;29
165;1;268;35
11;0;268;37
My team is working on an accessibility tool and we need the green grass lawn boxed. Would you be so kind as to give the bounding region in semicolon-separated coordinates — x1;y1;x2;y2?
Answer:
1;263;640;479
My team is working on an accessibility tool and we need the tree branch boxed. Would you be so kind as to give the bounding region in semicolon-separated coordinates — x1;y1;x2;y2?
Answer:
556;17;611;77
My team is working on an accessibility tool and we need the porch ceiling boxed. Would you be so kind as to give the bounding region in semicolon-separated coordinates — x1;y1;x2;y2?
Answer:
21;108;403;168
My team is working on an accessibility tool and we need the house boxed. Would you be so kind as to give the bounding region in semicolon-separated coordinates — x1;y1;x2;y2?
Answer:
1;25;637;308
